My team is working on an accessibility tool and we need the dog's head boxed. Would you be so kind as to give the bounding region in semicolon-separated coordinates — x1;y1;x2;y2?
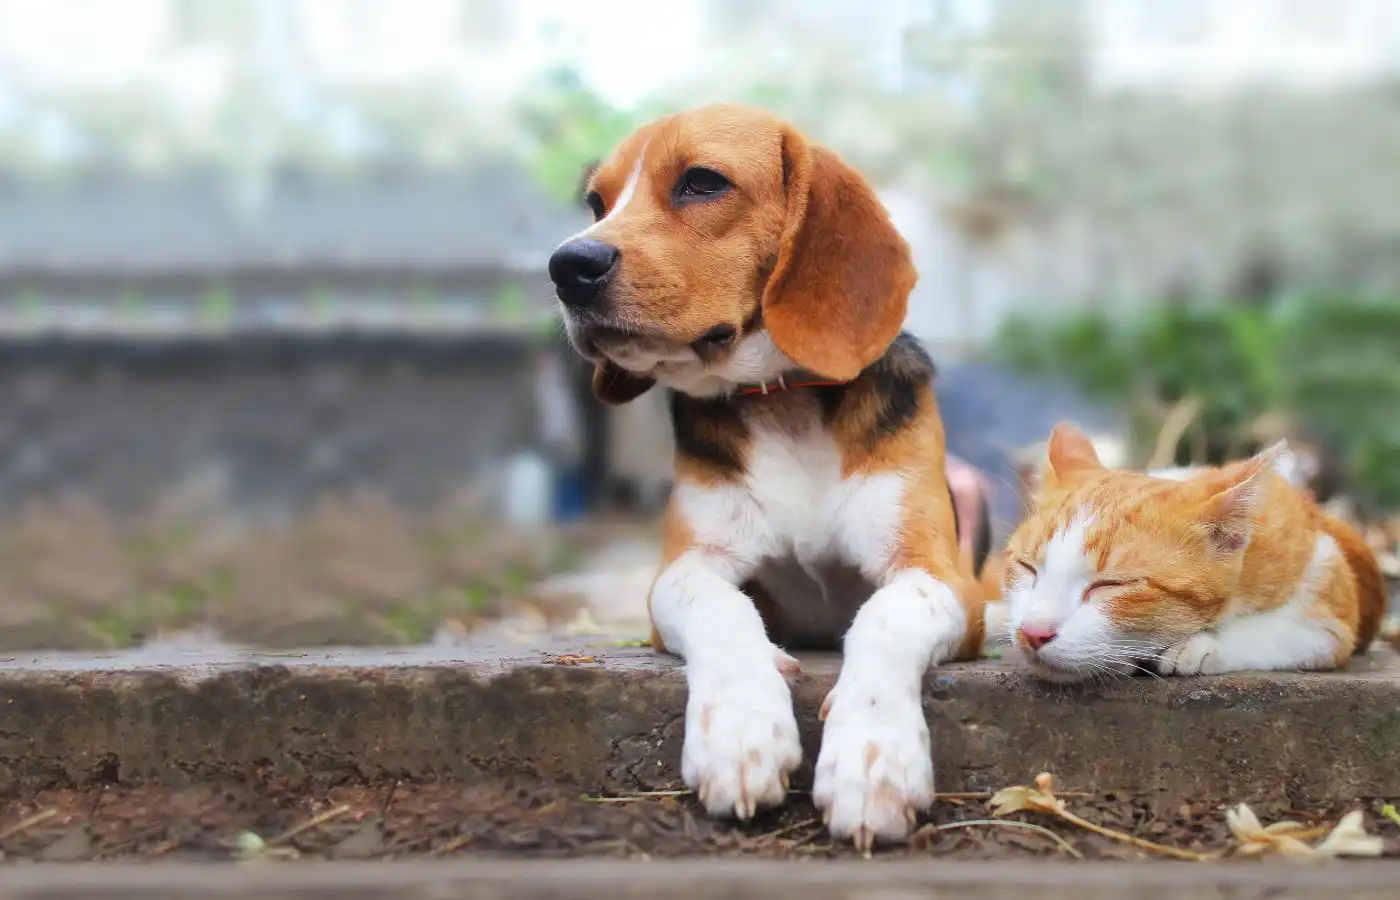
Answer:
549;104;915;404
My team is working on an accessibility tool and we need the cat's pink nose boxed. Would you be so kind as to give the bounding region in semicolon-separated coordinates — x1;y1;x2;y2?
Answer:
1019;624;1057;651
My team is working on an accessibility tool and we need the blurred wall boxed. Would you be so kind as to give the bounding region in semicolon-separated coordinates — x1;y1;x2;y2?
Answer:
0;333;540;519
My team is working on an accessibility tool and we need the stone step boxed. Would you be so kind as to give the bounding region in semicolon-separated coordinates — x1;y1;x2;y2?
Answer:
1;640;1397;807
0;859;1398;900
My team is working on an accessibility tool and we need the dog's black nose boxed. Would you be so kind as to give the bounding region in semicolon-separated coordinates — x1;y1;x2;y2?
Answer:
549;238;619;308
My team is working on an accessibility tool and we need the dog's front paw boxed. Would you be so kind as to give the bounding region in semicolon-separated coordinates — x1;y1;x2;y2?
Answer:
813;684;934;853
1157;632;1224;675
682;668;802;820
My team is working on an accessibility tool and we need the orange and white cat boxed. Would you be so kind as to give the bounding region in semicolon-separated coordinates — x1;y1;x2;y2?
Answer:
999;423;1386;681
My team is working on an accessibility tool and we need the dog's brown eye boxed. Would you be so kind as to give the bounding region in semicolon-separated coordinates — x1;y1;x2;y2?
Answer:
698;324;736;346
585;191;605;222
677;167;731;202
691;324;737;358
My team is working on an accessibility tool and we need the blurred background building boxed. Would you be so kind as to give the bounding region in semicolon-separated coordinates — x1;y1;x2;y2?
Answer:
0;0;1395;649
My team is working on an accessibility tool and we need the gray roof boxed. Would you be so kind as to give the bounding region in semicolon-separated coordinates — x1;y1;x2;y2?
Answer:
0;164;588;273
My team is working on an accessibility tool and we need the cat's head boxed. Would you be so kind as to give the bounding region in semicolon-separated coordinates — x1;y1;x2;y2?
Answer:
1001;423;1285;682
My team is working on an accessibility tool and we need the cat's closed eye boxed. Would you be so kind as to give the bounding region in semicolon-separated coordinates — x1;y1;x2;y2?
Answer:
1016;559;1037;579
1082;579;1135;603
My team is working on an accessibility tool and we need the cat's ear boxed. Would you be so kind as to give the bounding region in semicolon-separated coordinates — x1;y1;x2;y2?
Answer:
1199;442;1285;554
1041;422;1104;489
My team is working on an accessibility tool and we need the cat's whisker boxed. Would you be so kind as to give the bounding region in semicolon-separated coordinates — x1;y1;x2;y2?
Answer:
1085;662;1130;687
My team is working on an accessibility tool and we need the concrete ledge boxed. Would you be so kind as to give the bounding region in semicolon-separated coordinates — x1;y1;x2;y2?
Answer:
0;860;1398;900
1;642;1398;807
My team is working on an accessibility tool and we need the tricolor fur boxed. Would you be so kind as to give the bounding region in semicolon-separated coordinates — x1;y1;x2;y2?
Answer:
548;103;985;851
1000;423;1385;681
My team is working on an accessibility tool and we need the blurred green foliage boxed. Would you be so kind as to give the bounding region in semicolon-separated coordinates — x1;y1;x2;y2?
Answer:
515;68;670;204
996;298;1400;508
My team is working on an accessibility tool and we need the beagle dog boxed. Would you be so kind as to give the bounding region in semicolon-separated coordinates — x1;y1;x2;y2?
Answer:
548;103;988;850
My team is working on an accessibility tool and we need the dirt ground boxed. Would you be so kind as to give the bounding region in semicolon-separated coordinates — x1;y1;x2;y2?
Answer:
1;776;1396;864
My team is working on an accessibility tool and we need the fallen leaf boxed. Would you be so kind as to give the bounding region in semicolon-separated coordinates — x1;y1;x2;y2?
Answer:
1227;804;1316;858
1226;804;1380;859
546;654;598;666
1314;811;1384;858
991;772;1066;817
993;772;1212;861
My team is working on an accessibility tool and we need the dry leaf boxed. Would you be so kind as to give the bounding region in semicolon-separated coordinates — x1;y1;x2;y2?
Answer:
547;654;599;666
1314;811;1384;858
991;772;1066;817
1227;804;1316;858
1227;805;1381;859
993;772;1212;861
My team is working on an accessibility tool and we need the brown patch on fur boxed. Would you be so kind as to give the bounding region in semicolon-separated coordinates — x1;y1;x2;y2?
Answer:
647;505;696;656
1318;513;1387;653
864;742;880;774
971;551;1004;605
760;134;913;380
591;361;656;405
1041;422;1103;491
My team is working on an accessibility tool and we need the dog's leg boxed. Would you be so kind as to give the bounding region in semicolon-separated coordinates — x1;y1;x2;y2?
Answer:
651;547;802;821
811;449;973;851
813;567;965;851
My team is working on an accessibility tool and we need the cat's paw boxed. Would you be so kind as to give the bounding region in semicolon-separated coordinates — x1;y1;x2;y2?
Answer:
1157;633;1226;675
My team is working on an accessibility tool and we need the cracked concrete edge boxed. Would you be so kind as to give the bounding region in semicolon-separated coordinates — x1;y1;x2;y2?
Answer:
0;860;1398;899
1;649;1398;806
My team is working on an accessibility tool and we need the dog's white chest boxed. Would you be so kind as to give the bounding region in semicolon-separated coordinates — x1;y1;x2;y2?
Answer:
742;422;848;567
738;419;906;645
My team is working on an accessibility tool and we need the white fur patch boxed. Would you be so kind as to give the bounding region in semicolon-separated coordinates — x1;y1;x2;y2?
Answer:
1007;509;1096;642
671;414;906;584
600;336;696;374
574;141;648;241
1004;509;1149;681
656;331;795;398
1158;532;1348;674
650;551;802;819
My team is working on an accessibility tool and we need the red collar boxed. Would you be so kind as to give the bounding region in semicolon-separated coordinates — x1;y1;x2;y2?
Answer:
734;373;847;396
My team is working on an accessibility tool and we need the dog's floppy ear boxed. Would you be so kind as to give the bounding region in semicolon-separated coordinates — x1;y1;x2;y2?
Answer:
761;127;914;382
591;361;655;405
